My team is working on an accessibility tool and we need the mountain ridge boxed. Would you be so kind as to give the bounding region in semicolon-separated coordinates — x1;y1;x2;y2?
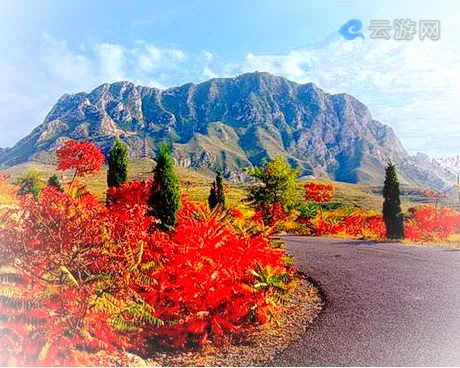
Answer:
0;72;455;189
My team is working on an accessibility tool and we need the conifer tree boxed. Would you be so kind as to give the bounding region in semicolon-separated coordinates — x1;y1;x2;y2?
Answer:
147;143;180;229
208;172;226;210
208;183;218;210
107;139;128;188
48;174;63;192
383;161;404;239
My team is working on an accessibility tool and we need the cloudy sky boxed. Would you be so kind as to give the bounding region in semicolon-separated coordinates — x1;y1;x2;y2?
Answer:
1;0;459;156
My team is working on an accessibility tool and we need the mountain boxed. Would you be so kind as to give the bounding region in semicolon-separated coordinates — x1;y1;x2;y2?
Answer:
0;72;455;189
436;155;460;177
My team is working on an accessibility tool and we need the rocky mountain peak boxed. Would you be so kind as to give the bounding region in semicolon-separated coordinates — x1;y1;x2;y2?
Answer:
0;72;455;189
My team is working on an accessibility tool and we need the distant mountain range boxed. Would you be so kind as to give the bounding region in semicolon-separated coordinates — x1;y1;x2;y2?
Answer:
0;72;456;189
437;155;460;179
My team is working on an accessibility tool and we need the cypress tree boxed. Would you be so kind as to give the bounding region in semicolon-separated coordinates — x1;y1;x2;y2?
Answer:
208;182;218;210
48;174;63;192
147;143;180;229
107;139;128;188
383;161;404;239
216;172;226;209
208;172;226;210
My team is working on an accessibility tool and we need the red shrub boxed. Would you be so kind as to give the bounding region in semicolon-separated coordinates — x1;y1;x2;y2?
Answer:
365;215;386;239
342;212;366;237
313;215;344;236
0;177;295;364
106;179;153;212
405;205;460;242
228;207;244;220
0;187;133;366
140;204;291;348
304;182;334;203
304;210;386;239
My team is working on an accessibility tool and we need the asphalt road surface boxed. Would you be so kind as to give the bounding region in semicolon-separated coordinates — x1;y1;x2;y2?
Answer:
271;237;460;366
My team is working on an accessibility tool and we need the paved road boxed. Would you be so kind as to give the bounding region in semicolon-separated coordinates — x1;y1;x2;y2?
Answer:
272;237;460;367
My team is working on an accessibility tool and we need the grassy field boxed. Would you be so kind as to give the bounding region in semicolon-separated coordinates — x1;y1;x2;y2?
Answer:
4;158;459;212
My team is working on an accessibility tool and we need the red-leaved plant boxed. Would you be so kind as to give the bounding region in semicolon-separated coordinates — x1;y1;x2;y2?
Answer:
304;182;334;203
0;144;296;365
56;140;104;186
405;205;460;242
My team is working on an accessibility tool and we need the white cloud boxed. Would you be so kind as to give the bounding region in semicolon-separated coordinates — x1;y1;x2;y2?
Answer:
136;44;186;72
166;49;186;62
40;32;93;88
94;43;126;82
202;51;213;62
39;34;190;91
244;51;314;79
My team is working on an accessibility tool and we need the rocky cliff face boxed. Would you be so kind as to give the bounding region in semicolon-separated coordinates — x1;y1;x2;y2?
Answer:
0;72;454;189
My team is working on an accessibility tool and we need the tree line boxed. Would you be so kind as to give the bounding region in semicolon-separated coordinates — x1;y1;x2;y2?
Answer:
15;138;406;239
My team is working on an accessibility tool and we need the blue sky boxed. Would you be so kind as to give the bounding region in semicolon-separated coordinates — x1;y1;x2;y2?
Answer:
1;0;459;156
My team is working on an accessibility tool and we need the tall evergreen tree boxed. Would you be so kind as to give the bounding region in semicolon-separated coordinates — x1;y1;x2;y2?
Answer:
107;139;128;188
383;161;404;239
208;183;218;210
48;174;63;192
147;143;180;229
208;172;226;210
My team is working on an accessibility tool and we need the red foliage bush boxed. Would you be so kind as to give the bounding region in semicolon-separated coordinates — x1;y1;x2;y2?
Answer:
106;179;153;212
0;187;136;366
141;203;292;348
304;182;334;203
0;177;295;364
405;205;460;242
365;215;386;239
228;207;244;220
303;204;459;242
301;210;386;239
312;214;344;236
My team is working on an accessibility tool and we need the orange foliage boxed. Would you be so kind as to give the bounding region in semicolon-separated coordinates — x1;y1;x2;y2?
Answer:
304;182;334;203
